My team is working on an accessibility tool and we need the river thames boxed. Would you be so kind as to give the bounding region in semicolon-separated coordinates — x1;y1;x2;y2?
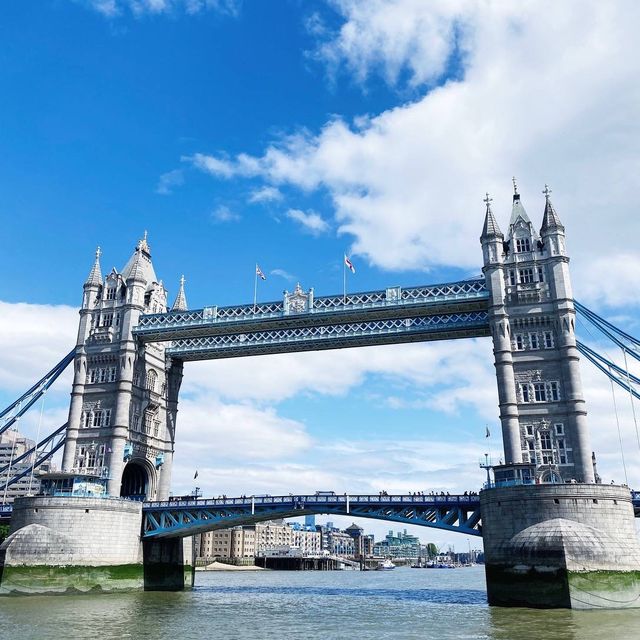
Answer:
2;566;640;639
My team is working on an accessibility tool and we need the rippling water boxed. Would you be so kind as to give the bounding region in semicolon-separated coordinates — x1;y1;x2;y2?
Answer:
2;566;640;639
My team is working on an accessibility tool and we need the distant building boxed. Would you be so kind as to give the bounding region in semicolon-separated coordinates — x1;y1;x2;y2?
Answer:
318;524;355;556
0;429;52;503
196;520;320;562
373;529;422;559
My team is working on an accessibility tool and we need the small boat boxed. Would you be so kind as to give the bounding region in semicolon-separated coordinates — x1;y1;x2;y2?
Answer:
376;559;396;570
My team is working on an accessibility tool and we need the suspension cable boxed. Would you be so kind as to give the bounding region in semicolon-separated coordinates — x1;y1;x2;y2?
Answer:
622;348;640;451
609;366;629;485
27;392;46;495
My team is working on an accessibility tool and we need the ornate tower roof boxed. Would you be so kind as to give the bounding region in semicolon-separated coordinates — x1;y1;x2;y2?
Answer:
121;231;158;285
481;193;503;239
171;276;188;312
84;246;103;287
540;184;564;233
508;179;532;227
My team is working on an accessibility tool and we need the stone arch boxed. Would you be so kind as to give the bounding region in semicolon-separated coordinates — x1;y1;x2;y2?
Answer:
120;458;156;500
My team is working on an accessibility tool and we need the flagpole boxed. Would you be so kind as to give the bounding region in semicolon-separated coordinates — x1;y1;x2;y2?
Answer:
343;254;346;304
254;263;258;313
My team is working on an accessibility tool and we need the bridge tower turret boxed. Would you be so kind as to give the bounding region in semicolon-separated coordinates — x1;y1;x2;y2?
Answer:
481;194;522;465
481;182;594;483
61;235;182;500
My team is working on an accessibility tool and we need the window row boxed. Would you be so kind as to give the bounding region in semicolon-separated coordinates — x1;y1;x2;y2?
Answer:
131;410;160;437
96;312;120;328
81;409;112;428
519;381;561;403
514;331;554;351
524;423;564;436
76;444;107;469
508;266;545;286
88;367;117;384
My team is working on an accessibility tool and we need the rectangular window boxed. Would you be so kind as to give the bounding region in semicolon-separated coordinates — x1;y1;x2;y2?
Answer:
93;412;103;427
109;367;117;382
548;381;560;401
153;420;160;437
90;369;97;383
98;368;107;383
515;335;525;350
509;270;516;286
521;384;530;402
115;313;120;327
537;266;545;283
525;425;534;436
106;288;116;300
527;440;535;451
104;409;111;427
555;423;564;435
519;268;534;284
540;432;552;450
83;412;92;428
101;313;113;327
544;331;554;349
559;454;567;464
529;333;539;349
516;238;531;253
557;438;565;450
533;382;546;402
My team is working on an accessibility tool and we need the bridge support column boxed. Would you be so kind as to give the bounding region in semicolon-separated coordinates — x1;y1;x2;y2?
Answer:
142;537;194;591
480;484;640;609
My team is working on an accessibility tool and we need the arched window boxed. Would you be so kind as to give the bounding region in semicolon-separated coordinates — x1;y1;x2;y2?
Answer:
146;370;157;392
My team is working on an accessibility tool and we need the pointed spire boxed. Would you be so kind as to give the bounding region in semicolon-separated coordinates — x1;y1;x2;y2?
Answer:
122;232;157;284
481;192;503;239
84;246;103;287
540;184;564;233
137;230;151;256
171;275;188;312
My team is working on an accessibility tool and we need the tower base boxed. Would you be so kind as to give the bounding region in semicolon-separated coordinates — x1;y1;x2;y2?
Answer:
0;496;194;595
480;484;640;609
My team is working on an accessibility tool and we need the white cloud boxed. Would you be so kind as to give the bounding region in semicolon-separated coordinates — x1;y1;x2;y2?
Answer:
189;1;640;307
0;301;77;394
312;0;469;87
210;204;240;223
270;268;296;282
285;208;330;235
249;186;283;204
81;0;240;18
155;169;184;195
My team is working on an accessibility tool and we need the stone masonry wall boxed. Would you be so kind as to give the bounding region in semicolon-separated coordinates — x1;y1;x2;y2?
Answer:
3;496;143;566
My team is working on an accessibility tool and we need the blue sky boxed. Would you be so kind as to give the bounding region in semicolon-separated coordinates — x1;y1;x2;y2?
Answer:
2;0;640;546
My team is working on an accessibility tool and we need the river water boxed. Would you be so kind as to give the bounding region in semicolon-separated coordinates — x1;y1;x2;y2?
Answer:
1;566;640;639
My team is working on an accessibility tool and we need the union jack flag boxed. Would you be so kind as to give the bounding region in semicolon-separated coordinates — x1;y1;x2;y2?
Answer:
256;264;266;281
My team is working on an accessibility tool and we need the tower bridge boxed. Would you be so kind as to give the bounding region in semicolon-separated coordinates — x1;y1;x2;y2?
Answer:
3;184;640;608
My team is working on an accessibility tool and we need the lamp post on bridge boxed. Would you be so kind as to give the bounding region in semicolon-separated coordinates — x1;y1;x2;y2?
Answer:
480;453;493;488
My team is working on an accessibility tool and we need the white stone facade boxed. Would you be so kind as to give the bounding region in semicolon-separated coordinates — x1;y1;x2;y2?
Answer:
61;237;183;500
481;189;594;482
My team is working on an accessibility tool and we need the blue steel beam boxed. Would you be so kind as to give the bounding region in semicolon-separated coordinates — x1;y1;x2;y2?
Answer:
167;312;490;361
141;494;483;539
0;350;74;436
133;278;489;344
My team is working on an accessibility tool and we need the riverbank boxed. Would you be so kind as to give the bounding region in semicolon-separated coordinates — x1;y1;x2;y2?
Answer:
196;561;266;571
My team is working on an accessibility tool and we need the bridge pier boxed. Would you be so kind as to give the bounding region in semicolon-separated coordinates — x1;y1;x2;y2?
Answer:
0;496;194;595
480;484;640;609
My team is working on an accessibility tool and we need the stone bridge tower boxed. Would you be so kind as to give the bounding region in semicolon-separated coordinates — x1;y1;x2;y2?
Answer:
61;235;185;500
481;184;594;483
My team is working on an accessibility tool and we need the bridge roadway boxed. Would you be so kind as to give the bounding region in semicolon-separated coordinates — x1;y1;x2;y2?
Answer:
133;278;490;360
2;491;640;533
142;493;483;539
